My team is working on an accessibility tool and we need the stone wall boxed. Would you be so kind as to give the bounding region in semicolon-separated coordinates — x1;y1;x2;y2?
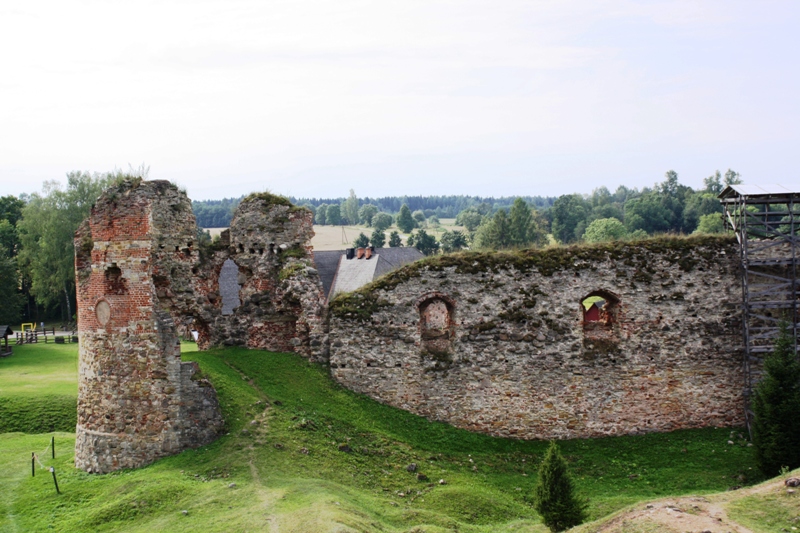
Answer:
328;236;745;440
192;193;327;360
74;179;223;473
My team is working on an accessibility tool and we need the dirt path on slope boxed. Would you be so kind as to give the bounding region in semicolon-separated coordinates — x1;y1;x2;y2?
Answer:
587;495;755;533
581;475;800;533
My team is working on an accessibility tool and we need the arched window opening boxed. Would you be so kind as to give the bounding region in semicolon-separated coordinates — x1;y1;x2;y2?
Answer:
417;292;456;357
581;290;620;327
219;259;242;316
581;290;621;356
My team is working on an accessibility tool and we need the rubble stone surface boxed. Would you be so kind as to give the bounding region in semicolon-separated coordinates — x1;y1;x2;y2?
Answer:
328;237;746;440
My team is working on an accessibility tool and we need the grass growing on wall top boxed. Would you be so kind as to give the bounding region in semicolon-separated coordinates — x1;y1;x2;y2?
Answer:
330;234;737;319
2;343;764;532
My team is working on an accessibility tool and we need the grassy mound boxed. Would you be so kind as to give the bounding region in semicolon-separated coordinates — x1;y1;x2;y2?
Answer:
1;343;763;532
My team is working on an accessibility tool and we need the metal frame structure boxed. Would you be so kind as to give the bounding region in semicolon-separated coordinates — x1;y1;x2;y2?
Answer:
719;184;800;435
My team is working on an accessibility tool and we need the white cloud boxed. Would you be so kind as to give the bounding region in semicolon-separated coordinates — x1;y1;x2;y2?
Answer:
1;0;798;199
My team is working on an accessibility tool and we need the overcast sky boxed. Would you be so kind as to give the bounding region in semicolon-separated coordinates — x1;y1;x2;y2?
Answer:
1;1;798;201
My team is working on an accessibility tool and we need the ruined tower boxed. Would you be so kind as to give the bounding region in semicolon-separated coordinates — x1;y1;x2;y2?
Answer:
192;193;327;359
74;179;223;473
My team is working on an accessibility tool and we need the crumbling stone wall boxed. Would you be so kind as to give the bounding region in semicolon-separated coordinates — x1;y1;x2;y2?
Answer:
328;236;744;440
192;193;326;360
74;179;223;473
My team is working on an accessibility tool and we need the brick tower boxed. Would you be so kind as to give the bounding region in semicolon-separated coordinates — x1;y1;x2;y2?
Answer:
74;179;223;473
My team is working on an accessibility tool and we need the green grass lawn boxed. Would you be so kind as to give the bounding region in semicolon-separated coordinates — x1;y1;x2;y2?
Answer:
0;342;78;397
0;342;764;532
0;343;78;433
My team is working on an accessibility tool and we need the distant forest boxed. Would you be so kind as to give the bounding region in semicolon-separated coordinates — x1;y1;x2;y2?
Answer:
0;168;740;326
192;194;557;228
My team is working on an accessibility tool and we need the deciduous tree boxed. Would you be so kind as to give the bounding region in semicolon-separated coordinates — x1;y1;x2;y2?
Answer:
315;203;328;225
0;249;24;324
551;194;590;244
343;189;359;225
455;207;483;233
440;230;467;253
396;204;415;233
359;204;378;226
17;171;121;320
325;204;341;226
583;218;627;243
373;212;393;232
693;213;725;234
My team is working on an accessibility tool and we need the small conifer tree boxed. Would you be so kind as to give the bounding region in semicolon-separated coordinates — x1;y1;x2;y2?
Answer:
752;322;800;476
370;228;386;248
353;232;370;248
533;441;586;532
388;231;402;247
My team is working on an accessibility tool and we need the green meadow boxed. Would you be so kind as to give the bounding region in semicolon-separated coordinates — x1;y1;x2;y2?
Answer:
0;342;765;532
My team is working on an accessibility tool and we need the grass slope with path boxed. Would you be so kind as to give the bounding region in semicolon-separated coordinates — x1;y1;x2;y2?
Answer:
0;342;771;532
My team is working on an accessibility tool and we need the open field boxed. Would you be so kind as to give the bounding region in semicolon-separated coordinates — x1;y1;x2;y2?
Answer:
0;341;775;532
0;343;78;433
205;218;468;252
0;343;78;397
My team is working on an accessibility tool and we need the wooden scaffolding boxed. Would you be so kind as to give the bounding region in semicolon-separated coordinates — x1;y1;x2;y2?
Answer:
719;184;800;435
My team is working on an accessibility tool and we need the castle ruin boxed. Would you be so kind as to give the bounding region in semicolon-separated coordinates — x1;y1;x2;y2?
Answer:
74;180;326;472
75;179;762;472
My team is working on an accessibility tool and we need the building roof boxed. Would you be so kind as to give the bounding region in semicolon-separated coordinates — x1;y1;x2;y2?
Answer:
373;247;425;278
719;184;800;201
313;247;425;300
0;326;12;337
329;255;379;297
313;251;345;298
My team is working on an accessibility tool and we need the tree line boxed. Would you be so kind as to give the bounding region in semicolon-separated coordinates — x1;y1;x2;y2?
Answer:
298;169;740;257
1;167;740;326
0;168;148;327
192;193;557;228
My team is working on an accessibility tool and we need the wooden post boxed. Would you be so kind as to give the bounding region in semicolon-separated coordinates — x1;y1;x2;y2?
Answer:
50;467;60;494
31;453;35;477
51;436;55;459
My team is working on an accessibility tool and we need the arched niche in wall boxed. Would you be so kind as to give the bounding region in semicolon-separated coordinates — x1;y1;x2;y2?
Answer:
580;289;621;355
219;259;242;316
105;264;127;295
417;292;456;356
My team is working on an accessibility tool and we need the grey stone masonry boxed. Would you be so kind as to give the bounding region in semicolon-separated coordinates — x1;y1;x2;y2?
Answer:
328;236;747;440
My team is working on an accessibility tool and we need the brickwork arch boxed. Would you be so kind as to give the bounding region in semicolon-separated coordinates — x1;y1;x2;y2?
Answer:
580;289;620;326
417;292;456;356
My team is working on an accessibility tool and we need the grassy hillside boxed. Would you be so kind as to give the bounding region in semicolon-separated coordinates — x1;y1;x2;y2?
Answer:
1;343;763;532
